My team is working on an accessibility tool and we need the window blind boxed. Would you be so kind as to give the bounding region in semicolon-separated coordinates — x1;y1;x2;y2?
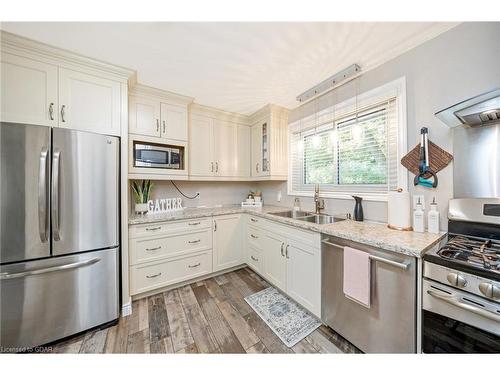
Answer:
290;98;399;197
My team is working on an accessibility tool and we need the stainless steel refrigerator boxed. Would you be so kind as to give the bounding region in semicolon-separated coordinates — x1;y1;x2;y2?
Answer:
0;122;120;350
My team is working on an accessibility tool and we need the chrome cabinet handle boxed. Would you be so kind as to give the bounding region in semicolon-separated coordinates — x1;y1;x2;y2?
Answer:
280;242;284;257
188;239;201;244
256;163;259;173
215;162;219;173
0;257;101;280
188;222;201;226
156;119;159;132
146;272;162;279
48;103;54;120
211;162;214;172
427;290;500;323
38;147;49;243
145;246;162;251
214;220;217;232
321;239;410;270
250;234;258;239
188;263;201;268
250;218;258;223
145;226;161;231
163;120;166;133
251;256;259;262
52;150;61;241
60;105;66;122
285;244;290;259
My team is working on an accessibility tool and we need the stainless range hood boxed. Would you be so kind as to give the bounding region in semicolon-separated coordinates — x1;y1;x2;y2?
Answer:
435;88;500;128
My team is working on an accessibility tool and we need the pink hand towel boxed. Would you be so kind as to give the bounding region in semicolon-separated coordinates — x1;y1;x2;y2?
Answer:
343;246;371;308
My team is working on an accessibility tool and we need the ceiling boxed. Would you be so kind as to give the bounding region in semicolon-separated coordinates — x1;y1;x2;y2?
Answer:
1;22;458;115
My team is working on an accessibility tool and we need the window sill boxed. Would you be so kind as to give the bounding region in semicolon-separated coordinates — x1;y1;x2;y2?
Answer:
290;190;389;202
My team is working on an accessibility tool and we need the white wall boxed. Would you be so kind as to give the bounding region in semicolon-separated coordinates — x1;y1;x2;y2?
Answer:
263;22;500;229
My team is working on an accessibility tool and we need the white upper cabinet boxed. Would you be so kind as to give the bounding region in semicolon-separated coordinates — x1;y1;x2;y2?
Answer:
161;103;188;142
250;105;289;180
58;68;121;136
189;104;251;180
129;84;192;143
189;114;214;176
129;96;161;137
1;52;58;126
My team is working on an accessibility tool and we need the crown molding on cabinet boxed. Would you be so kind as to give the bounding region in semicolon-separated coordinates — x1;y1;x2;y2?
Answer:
0;30;135;82
129;83;194;106
249;103;290;123
190;103;251;125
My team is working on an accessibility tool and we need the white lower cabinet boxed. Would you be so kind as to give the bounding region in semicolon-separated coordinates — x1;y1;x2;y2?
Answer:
262;233;287;291
213;214;244;271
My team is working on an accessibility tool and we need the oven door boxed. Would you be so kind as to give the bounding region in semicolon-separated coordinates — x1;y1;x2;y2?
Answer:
422;279;500;353
134;143;170;169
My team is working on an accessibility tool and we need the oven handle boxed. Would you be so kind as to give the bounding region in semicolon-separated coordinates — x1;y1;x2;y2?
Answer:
427;290;500;323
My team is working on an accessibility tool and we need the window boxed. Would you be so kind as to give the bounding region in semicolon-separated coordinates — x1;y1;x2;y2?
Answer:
289;78;407;201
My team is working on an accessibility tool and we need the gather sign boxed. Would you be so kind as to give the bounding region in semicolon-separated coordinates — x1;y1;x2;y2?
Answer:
147;198;183;213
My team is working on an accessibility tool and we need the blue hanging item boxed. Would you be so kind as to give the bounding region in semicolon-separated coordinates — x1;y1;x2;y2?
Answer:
413;127;438;188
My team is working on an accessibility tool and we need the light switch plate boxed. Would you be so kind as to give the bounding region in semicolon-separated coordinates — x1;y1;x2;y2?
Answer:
413;194;425;209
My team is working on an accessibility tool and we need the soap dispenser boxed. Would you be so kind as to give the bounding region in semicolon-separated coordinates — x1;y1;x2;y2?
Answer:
428;197;440;234
413;197;425;233
352;196;364;222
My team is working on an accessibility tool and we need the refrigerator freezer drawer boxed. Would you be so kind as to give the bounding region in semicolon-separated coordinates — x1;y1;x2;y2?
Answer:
0;247;119;350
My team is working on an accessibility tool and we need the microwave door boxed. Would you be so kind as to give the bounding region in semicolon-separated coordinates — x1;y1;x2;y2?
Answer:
135;146;170;168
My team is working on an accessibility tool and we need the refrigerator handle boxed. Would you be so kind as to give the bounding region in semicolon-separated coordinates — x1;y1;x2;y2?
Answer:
38;147;49;243
52;150;61;241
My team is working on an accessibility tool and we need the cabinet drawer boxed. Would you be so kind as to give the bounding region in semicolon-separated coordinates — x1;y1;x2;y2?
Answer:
130;229;212;265
247;246;262;274
247;215;263;227
247;225;263;249
130;218;211;238
131;251;212;295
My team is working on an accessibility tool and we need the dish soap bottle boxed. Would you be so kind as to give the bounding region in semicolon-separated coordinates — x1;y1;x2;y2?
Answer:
413;197;425;233
428;197;440;234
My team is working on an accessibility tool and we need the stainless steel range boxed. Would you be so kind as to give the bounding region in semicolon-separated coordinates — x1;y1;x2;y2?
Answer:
422;198;500;353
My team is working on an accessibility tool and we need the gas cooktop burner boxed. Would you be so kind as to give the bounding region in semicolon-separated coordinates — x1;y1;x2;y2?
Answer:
437;236;500;272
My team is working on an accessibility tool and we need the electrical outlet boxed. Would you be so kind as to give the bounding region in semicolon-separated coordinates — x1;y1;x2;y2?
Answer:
195;192;200;199
413;194;425;209
277;190;282;202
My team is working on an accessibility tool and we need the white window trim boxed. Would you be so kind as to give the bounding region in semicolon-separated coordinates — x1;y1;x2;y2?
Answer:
288;77;408;202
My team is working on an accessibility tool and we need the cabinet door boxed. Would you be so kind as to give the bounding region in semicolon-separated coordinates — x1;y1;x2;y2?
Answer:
58;68;121;136
213;119;236;177
263;233;286;290
286;243;321;316
129;96;160;137
236;125;251;177
189;114;214;176
1;53;58;126
213;215;243;272
251;123;262;177
161;103;188;142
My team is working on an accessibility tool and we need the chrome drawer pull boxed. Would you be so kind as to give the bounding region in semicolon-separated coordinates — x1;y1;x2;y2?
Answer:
145;246;162;251
146;226;161;231
188;239;201;244
251;256;259;262
188;263;201;268
146;272;161;279
189;222;201;226
250;218;258;223
250;234;258;239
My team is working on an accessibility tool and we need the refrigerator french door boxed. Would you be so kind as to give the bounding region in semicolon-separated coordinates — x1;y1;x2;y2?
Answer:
0;122;120;350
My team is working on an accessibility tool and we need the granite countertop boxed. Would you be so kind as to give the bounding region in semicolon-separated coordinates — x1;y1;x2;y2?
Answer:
129;205;446;258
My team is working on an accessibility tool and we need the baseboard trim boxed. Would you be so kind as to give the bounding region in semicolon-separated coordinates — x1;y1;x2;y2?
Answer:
121;302;132;317
131;264;246;301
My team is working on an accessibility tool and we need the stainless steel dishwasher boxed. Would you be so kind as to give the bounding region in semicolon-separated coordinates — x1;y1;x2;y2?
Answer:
321;235;417;353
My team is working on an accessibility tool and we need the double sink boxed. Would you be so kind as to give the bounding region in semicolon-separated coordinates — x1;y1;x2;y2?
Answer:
269;210;347;225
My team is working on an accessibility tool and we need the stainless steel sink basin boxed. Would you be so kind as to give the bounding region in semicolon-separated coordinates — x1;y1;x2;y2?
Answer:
269;210;311;219
269;210;347;225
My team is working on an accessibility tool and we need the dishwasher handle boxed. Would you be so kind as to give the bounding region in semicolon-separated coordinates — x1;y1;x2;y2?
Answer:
322;239;411;270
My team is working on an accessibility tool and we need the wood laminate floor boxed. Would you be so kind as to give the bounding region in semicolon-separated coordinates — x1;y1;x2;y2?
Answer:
51;267;361;354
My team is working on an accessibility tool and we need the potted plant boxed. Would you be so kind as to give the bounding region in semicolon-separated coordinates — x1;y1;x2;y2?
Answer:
131;180;153;214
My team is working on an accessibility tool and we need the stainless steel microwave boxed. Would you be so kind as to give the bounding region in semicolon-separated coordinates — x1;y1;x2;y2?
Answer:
133;141;182;169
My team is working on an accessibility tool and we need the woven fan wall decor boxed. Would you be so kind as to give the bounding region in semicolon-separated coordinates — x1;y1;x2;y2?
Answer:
401;141;453;179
